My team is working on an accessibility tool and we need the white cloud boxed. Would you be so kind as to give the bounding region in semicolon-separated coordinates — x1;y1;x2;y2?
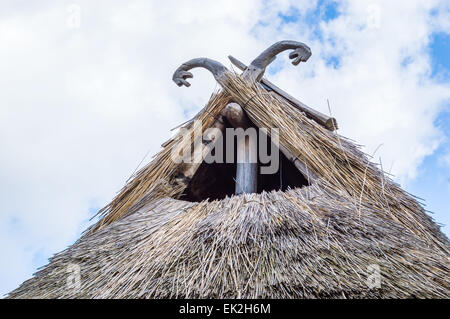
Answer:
0;0;449;295
440;149;450;167
264;0;450;180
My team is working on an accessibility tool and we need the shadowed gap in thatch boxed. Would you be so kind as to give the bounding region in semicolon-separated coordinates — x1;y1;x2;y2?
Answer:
181;122;309;202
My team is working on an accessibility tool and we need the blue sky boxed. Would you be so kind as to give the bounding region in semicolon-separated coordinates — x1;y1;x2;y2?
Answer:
273;0;450;234
390;15;450;235
316;1;450;234
0;0;449;296
405;109;450;234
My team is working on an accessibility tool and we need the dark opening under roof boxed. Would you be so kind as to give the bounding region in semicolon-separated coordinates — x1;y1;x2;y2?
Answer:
180;122;309;202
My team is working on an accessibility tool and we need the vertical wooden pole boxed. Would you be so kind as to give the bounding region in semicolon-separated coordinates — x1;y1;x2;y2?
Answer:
222;103;258;195
235;133;258;194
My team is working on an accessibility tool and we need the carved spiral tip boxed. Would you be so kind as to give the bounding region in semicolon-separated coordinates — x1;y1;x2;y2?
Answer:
288;47;311;66
172;58;228;88
173;70;194;87
174;78;191;87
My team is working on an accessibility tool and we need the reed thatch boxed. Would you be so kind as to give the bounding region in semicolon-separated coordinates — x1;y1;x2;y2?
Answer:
8;72;449;299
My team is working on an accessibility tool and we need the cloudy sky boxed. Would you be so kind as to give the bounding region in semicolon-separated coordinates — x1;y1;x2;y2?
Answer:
0;0;449;296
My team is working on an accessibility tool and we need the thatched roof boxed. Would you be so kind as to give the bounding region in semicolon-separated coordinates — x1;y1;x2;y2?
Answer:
8;72;449;299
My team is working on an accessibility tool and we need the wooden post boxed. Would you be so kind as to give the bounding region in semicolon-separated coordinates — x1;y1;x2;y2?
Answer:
235;133;258;194
222;103;258;195
173;103;258;195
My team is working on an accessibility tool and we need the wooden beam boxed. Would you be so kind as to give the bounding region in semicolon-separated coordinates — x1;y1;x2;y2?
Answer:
174;103;259;195
229;55;338;131
278;144;317;183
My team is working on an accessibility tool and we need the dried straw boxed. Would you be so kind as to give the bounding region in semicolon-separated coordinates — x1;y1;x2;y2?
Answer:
86;91;231;234
7;72;449;299
7;183;449;298
221;72;449;251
